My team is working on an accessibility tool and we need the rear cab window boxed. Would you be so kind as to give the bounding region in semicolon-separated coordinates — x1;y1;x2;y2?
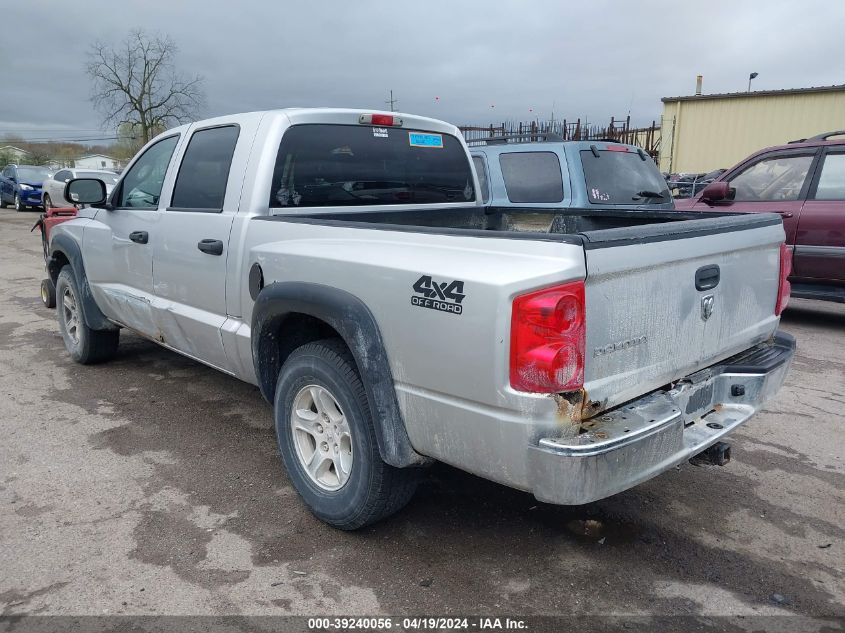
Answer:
499;152;564;203
581;148;670;204
269;124;475;208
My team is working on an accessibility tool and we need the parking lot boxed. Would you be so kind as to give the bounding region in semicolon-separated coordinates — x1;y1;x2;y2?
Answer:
1;207;843;620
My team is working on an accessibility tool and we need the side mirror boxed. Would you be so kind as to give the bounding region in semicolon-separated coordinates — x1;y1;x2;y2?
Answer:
700;181;734;203
65;178;107;205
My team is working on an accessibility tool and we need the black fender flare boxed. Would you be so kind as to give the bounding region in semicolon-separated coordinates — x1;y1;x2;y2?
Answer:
252;281;428;468
47;233;117;331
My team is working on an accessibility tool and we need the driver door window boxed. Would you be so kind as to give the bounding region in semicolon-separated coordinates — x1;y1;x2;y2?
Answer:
115;135;179;209
731;154;814;202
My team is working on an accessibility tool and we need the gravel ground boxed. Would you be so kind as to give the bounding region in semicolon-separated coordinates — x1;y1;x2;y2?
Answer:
1;207;843;626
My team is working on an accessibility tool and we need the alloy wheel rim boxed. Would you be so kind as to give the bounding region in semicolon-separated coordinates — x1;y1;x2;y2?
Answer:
62;286;79;345
290;384;353;491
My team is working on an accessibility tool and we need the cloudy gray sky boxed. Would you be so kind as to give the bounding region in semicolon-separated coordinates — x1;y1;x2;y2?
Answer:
2;0;843;143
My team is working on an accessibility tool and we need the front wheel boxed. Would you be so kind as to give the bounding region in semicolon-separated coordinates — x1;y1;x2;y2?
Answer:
56;267;119;364
43;193;53;209
274;339;419;530
14;193;25;212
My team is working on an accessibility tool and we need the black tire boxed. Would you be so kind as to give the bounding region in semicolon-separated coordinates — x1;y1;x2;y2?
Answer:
274;339;419;530
40;278;56;309
15;193;26;212
43;193;52;209
55;267;119;364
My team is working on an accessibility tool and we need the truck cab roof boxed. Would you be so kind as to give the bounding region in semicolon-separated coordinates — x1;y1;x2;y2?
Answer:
162;107;463;138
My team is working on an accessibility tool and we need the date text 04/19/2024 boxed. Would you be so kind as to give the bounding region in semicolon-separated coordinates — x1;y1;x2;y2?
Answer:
306;617;528;630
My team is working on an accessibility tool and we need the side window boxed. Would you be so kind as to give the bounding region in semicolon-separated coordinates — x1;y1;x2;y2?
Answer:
2;166;12;178
116;135;179;209
812;153;845;200
170;125;240;210
499;152;564;203
55;170;70;182
472;156;490;204
730;154;814;202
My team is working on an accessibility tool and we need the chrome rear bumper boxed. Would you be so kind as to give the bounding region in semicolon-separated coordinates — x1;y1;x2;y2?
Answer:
527;332;795;505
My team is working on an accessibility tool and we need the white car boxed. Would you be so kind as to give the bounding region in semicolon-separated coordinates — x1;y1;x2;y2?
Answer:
42;168;118;208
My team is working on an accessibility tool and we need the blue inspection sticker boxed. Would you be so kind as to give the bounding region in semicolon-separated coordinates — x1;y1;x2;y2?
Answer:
409;132;443;148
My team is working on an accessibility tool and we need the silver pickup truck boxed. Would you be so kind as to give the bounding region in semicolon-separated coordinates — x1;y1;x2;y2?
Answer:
49;108;795;529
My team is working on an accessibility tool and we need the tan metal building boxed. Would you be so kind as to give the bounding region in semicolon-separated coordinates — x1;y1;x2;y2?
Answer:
659;84;845;174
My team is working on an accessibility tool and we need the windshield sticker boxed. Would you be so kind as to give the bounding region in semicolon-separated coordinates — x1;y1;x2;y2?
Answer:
409;132;443;148
591;188;611;201
372;127;389;138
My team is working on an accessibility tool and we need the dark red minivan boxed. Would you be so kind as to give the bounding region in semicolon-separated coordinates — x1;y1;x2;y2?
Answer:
676;131;845;303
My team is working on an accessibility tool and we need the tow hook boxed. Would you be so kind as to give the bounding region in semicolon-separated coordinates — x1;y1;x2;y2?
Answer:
690;441;731;466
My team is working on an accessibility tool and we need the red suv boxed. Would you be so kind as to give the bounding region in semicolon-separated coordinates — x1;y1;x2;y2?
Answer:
676;131;845;303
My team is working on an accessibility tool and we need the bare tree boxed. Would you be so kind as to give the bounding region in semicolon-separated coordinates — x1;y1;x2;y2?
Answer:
87;30;205;144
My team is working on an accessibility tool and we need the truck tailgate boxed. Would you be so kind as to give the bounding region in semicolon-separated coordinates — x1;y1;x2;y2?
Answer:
581;214;784;413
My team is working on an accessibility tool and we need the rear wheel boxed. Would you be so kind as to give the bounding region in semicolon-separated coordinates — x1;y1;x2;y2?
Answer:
274;339;419;530
40;278;56;309
56;267;119;364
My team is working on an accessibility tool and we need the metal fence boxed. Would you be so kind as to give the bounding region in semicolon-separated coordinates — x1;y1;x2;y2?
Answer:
459;116;661;158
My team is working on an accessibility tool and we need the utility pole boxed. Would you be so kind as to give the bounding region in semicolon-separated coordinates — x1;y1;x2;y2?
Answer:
385;90;398;112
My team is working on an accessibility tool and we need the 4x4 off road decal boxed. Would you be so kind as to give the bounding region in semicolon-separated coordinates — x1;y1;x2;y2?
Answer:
411;275;466;315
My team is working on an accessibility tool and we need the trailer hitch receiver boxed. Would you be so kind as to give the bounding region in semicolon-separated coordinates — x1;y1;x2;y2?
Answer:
690;441;731;467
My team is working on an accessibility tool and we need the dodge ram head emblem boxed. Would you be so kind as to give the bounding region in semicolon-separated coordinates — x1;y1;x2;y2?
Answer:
701;294;715;321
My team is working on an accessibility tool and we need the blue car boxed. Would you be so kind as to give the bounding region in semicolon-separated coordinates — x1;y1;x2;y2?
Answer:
0;164;52;211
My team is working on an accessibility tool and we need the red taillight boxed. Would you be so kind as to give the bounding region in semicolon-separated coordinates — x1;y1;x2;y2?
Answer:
359;113;404;127
605;145;629;152
775;243;792;316
510;281;585;393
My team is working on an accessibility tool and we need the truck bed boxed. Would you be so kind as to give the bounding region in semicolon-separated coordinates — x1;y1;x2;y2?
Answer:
263;206;782;249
